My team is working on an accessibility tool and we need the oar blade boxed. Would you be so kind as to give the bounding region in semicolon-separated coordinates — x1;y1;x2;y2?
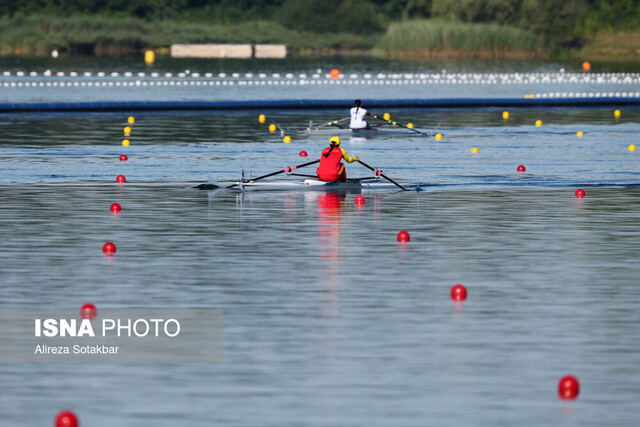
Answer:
193;183;221;190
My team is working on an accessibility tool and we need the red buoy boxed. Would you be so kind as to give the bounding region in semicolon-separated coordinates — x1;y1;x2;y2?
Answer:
110;203;121;213
517;165;526;172
558;375;579;400
330;68;341;79
354;195;365;205
582;61;591;72
80;303;97;320
299;150;308;157
397;230;410;242
575;189;585;198
116;175;126;183
451;284;467;301
119;154;128;161
102;241;116;255
55;410;78;427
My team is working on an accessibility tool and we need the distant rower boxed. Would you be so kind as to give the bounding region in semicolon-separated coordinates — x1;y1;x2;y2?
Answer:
316;136;359;182
349;99;374;130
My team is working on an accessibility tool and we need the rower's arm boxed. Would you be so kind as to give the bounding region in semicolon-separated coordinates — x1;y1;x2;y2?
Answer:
341;148;359;163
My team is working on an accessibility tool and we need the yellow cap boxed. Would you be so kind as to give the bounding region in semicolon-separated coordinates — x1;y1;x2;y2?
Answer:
329;136;340;146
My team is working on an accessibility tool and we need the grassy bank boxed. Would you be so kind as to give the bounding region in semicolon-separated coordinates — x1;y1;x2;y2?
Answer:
0;14;377;55
375;20;545;59
577;31;640;61
2;14;638;61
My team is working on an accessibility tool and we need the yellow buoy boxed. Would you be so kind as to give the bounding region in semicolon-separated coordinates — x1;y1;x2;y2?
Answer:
434;133;442;140
471;147;479;153
629;144;636;151
383;113;390;121
535;120;542;127
283;136;291;143
407;123;414;129
124;126;131;136
127;116;135;124
268;124;276;133
258;114;266;124
576;131;584;137
122;139;130;146
144;50;155;66
614;109;621;119
502;111;509;120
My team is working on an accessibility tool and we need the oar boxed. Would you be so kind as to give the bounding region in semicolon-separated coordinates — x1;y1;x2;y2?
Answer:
315;117;350;129
193;159;321;190
358;160;405;190
226;159;320;188
370;114;429;136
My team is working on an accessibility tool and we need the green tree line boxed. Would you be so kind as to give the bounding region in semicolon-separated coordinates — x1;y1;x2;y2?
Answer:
1;0;639;52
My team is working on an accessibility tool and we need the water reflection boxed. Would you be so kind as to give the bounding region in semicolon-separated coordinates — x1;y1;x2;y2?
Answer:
315;192;348;320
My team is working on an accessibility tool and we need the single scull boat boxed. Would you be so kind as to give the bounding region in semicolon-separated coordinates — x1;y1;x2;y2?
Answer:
299;122;429;138
234;177;417;192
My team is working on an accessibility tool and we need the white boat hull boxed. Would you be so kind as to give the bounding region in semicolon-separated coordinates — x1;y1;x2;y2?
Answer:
235;178;408;192
300;127;427;138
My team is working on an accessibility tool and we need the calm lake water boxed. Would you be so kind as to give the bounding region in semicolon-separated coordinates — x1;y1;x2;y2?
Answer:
1;56;640;426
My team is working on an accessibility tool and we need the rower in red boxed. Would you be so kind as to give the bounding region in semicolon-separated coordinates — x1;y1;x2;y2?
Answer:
316;136;359;182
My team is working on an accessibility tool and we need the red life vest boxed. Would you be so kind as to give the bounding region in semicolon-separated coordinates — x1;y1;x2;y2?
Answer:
316;146;343;181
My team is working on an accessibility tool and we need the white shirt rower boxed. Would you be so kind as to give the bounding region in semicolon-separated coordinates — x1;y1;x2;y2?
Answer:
349;99;372;129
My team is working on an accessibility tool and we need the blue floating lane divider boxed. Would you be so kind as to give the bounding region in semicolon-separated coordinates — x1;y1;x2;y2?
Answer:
1;97;639;113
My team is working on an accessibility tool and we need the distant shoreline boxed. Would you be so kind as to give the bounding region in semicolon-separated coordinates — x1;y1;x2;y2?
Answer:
1;15;638;61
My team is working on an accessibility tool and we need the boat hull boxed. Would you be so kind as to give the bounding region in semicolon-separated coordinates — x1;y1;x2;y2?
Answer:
300;127;427;138
235;178;408;192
